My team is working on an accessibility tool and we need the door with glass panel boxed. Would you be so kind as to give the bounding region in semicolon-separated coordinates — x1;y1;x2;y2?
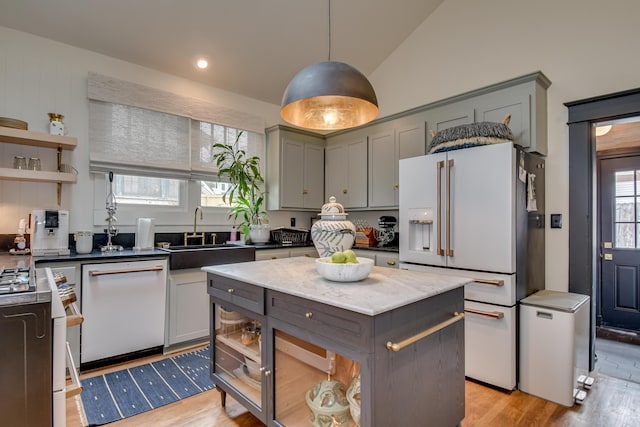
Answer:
600;156;640;331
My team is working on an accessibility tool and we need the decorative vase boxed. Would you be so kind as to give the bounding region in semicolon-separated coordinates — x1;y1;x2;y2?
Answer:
311;196;356;258
346;373;361;427
248;224;271;244
305;379;351;427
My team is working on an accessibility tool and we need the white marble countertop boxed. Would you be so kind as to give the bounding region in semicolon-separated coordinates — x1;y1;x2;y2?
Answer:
203;257;470;316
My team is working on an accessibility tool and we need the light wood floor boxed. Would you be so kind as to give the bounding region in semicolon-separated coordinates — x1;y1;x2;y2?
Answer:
67;348;640;427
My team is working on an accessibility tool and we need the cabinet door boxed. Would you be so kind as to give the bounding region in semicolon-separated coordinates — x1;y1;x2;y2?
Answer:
255;249;291;261
375;252;399;268
325;137;368;209
425;102;475;151
303;143;325;209
397;115;427;160
368;128;398;208
280;137;304;208
475;90;531;151
167;270;208;346
211;301;266;423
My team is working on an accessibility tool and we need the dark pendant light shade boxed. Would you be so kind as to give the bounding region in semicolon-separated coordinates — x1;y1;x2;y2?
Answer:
280;61;378;131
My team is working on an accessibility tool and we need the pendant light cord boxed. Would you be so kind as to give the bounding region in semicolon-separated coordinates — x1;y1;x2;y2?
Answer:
328;0;332;61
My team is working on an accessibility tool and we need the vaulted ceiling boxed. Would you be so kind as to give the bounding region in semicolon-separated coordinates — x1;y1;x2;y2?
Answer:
0;0;445;105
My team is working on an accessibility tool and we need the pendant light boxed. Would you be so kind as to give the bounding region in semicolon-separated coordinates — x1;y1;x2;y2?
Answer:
280;0;378;131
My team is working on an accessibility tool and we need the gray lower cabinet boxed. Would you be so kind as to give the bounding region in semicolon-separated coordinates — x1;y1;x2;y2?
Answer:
208;273;464;426
166;268;208;347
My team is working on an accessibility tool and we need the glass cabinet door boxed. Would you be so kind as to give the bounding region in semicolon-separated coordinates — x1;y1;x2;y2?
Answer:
272;329;360;427
213;304;264;413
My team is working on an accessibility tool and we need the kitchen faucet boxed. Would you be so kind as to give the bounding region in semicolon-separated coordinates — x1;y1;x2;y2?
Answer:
184;206;205;245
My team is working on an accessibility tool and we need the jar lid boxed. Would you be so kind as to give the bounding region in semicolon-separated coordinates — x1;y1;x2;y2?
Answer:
318;196;348;218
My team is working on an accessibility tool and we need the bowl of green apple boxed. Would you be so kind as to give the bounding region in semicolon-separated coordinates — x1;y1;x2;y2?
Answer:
315;249;374;282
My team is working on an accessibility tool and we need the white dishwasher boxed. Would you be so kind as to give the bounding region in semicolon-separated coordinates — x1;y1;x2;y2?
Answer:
81;259;168;365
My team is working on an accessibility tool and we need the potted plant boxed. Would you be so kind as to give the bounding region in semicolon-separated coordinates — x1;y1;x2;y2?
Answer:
213;132;270;243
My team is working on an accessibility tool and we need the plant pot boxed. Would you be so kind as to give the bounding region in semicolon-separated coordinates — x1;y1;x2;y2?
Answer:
249;224;271;244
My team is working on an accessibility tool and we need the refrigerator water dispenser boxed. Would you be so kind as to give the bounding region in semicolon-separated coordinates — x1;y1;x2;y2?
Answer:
407;208;433;251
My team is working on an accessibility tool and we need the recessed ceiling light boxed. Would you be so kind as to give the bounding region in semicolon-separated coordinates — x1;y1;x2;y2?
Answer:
196;58;209;69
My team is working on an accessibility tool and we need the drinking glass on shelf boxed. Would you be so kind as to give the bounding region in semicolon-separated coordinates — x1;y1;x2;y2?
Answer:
28;157;41;171
13;156;27;170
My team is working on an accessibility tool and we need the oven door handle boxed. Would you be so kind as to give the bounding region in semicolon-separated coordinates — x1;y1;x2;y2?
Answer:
464;307;505;319
89;265;164;277
65;341;82;398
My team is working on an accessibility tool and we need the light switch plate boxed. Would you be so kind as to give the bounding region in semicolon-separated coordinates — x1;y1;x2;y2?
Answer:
550;214;562;229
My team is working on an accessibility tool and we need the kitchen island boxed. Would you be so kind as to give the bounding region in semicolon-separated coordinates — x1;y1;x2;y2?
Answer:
204;257;469;427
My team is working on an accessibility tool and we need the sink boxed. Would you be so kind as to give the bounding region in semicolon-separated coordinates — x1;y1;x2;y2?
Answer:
159;244;255;270
159;243;234;251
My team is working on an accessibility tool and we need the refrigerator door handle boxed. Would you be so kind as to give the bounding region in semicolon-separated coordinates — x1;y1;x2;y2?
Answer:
437;160;445;256
465;307;505;320
446;158;454;257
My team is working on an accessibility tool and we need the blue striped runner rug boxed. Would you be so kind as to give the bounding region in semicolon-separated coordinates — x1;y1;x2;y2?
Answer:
80;346;215;426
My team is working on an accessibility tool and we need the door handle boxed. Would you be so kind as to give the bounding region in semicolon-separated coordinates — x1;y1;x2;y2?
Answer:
446;158;454;257
89;265;164;276
437;160;444;256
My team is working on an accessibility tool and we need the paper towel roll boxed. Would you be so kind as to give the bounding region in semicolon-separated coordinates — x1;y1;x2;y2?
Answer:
134;218;155;250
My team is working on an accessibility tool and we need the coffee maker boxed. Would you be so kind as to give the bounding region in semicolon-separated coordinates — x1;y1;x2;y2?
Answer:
30;210;70;256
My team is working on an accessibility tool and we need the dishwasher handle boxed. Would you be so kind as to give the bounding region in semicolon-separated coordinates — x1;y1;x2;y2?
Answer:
89;265;164;277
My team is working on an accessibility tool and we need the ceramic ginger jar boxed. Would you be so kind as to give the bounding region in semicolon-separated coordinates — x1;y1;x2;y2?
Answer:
311;196;356;258
305;379;351;427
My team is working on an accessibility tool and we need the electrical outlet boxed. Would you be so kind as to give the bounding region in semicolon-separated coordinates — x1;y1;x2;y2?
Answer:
550;214;562;229
290;217;296;227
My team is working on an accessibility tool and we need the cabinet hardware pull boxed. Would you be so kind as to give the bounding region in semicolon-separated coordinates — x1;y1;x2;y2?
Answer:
89;265;164;276
305;312;313;319
464;308;504;319
393;183;399;190
302;189;308;194
386;312;464;352
259;367;266;372
387;260;396;266
343;188;348;194
304;254;311;257
437;160;444;256
473;278;504;287
227;288;234;293
264;370;272;377
446;159;454;257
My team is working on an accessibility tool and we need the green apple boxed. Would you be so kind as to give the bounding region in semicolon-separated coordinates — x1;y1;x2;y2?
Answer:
331;251;346;263
343;249;358;264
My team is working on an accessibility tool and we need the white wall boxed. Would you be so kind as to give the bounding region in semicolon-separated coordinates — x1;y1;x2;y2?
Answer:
0;26;287;235
369;0;640;291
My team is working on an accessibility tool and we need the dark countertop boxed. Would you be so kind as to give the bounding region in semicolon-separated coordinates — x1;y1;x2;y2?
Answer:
353;245;399;253
31;248;169;265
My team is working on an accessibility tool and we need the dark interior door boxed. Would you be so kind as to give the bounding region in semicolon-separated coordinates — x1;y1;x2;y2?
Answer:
600;156;640;331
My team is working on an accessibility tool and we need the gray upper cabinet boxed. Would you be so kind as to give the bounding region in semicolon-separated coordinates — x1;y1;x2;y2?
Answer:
266;125;324;211
424;71;551;155
369;113;428;208
325;133;368;209
473;74;550;155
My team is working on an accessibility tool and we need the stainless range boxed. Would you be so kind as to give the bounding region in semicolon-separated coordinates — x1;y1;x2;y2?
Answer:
0;264;59;427
0;266;36;300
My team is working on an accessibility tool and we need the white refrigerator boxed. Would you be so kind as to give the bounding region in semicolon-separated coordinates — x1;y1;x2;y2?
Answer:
399;142;545;390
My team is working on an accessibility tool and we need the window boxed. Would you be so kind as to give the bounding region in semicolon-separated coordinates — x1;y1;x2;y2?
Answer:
191;120;265;208
112;174;181;206
614;170;640;248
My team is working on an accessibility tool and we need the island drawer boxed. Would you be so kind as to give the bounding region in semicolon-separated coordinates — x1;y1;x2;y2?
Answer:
266;290;371;351
208;274;264;314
